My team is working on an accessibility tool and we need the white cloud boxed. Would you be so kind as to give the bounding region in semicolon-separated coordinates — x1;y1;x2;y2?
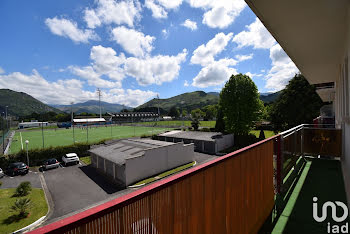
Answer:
184;80;189;87
111;26;155;57
182;19;197;31
69;45;187;87
192;59;237;88
233;18;276;49
0;69;156;107
90;45;126;81
161;29;169;38
191;32;233;66
45;17;99;43
235;53;253;62
124;49;187;85
83;0;141;28
0;67;4;74
109;88;157;107
265;44;299;91
245;72;262;78
188;0;246;29
145;0;168;19
69;66;122;88
145;0;183;19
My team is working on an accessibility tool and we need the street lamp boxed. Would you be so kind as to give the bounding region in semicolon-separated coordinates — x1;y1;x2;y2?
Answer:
25;140;29;167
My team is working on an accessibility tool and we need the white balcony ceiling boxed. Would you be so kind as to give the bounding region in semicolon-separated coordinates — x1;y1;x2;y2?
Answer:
245;0;348;85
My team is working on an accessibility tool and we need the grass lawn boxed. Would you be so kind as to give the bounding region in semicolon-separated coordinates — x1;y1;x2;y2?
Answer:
10;125;173;154
130;161;196;187
80;156;91;165
0;188;48;234
250;130;276;138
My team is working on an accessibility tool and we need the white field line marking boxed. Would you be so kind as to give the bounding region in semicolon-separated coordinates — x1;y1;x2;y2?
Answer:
20;132;24;150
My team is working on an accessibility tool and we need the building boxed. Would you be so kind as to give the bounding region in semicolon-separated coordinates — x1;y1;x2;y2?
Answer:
73;118;106;126
111;112;159;122
156;130;234;154
18;121;48;129
244;0;350;205
89;138;194;186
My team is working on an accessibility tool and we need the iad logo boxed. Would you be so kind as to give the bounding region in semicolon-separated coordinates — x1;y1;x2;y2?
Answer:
313;197;349;233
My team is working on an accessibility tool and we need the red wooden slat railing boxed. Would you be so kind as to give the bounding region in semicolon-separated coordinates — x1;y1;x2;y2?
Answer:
29;136;278;234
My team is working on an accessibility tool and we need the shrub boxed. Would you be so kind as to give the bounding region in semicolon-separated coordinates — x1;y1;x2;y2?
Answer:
0;181;2;187
259;129;266;140
1;141;107;168
15;181;32;197
11;198;31;217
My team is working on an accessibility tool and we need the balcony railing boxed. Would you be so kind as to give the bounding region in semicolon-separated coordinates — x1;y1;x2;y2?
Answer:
29;124;342;234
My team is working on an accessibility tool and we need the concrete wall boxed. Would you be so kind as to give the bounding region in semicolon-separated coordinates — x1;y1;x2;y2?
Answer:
216;134;234;152
125;143;194;186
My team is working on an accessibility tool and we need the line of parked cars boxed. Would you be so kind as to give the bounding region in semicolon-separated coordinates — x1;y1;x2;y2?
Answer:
0;153;80;178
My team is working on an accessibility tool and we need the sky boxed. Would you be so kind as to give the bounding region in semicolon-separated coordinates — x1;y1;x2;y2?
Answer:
0;0;299;107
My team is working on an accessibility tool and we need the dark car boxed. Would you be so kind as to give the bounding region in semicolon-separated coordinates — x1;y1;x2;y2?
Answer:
6;162;29;176
42;158;60;170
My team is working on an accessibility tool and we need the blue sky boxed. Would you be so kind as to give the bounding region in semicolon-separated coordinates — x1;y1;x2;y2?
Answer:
0;0;298;107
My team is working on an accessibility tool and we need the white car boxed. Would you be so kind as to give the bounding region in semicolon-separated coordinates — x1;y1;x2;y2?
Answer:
0;168;4;178
62;153;80;166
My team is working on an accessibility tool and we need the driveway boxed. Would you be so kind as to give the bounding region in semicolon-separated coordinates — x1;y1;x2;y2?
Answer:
42;163;127;222
0;170;41;189
43;152;219;223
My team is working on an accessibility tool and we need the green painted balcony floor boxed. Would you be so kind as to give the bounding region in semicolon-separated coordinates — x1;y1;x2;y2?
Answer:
262;158;349;234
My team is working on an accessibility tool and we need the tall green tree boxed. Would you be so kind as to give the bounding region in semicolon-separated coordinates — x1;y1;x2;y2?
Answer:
219;74;263;135
270;74;323;130
202;105;218;120
168;106;180;118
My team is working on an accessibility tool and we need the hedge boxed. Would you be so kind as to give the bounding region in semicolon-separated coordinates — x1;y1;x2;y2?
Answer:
0;140;106;168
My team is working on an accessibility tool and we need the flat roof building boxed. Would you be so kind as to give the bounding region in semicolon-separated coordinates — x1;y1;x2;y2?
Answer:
89;138;194;186
156;130;234;154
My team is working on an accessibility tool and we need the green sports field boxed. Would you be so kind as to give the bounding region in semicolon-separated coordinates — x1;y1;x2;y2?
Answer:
9;125;173;154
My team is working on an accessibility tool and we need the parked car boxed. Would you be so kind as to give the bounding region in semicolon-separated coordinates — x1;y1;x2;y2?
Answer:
6;162;29;176
42;158;60;170
62;153;79;166
0;168;4;178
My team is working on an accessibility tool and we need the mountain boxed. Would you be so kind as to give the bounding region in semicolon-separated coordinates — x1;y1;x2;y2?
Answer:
136;91;219;112
52;100;131;114
137;90;281;113
259;91;282;103
0;89;62;117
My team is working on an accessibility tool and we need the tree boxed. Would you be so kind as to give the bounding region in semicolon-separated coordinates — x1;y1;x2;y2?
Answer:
191;108;204;119
215;107;225;133
168;106;180;118
219;73;263;135
15;181;32;197
202;105;218;120
270;74;323;131
191;118;200;130
181;109;187;117
11;198;31;217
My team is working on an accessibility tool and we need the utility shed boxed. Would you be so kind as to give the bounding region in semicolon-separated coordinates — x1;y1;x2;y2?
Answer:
89;138;194;186
156;130;234;154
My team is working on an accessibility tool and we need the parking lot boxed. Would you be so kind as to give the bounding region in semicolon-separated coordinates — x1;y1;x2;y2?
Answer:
0;151;218;225
0;170;42;189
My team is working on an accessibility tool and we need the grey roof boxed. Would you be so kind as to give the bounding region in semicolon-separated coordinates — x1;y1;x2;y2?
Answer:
158;130;223;142
89;139;175;165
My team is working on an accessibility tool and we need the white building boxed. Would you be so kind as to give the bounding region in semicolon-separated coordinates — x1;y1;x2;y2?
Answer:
18;121;48;129
89;138;194;186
